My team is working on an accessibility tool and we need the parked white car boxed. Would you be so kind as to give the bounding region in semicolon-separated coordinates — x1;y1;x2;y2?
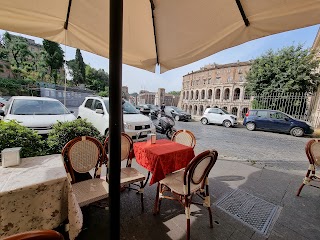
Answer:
0;96;76;134
200;107;238;127
78;96;156;141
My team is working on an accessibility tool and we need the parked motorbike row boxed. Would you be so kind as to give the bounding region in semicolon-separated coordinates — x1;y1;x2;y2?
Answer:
149;111;176;139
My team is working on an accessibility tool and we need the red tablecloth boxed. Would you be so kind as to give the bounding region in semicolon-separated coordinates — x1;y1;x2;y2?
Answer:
133;139;195;185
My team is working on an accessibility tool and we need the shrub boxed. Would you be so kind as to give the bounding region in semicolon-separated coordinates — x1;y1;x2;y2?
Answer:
0;120;46;158
47;119;104;154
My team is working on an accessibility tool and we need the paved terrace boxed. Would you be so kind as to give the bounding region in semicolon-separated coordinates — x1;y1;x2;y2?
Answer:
70;151;320;240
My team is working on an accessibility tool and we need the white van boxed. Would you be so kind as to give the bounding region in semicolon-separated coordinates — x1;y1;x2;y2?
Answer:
78;96;156;141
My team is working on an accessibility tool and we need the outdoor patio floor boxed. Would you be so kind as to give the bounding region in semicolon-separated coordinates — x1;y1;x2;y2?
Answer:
72;158;320;240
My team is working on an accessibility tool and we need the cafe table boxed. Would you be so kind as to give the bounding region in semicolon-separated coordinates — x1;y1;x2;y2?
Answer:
0;154;82;239
133;139;195;185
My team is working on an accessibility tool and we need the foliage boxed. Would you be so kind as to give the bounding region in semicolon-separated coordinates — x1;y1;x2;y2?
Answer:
98;88;109;97
85;65;109;91
43;40;64;84
0;120;46;158
47;119;104;154
2;32;32;69
245;44;320;95
0;78;34;96
168;91;181;96
67;49;87;85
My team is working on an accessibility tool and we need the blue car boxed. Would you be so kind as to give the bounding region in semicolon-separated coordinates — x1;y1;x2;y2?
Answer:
243;109;313;137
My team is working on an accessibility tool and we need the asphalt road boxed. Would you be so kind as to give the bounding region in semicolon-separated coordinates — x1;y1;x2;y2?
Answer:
69;107;310;173
173;120;311;173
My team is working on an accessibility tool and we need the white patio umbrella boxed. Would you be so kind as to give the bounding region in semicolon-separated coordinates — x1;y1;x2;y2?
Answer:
1;0;320;239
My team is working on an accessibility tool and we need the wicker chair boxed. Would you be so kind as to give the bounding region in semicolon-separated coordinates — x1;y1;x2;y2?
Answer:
296;139;320;196
62;136;109;207
104;133;145;211
154;150;218;240
2;230;64;240
171;129;196;148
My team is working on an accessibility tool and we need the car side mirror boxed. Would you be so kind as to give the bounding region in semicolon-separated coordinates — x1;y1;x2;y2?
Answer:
171;110;174;113
219;112;223;115
284;117;290;121
96;109;104;114
70;110;74;114
0;110;4;116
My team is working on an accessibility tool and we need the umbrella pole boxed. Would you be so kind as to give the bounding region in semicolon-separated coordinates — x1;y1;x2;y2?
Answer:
109;0;123;239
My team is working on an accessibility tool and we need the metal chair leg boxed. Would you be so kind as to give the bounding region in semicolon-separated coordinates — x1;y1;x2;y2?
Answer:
185;196;191;240
140;181;144;212
208;206;213;228
153;182;160;215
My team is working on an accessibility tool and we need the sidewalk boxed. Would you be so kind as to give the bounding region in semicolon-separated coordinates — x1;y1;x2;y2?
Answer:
76;158;320;240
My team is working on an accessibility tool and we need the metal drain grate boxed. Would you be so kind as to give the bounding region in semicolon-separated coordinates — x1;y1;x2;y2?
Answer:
216;189;280;235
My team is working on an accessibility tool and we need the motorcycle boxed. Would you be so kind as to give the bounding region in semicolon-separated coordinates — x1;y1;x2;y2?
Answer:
149;111;176;139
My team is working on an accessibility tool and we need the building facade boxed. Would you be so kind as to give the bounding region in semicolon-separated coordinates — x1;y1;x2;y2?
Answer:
178;61;252;119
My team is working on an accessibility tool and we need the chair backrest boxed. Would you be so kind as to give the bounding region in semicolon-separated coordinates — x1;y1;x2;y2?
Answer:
183;150;218;195
171;129;196;148
62;136;104;183
104;132;133;163
306;139;320;167
2;230;64;240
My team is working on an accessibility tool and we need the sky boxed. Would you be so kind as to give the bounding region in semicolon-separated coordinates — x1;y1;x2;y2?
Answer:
1;24;320;94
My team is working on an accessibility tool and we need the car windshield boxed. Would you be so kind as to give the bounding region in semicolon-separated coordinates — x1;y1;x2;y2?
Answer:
104;99;139;114
10;99;70;115
147;104;158;110
171;106;183;113
221;109;229;114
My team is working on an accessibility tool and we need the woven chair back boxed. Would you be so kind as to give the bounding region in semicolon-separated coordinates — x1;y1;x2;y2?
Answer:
184;150;218;195
308;140;320;166
67;136;102;173
104;132;133;162
171;129;196;148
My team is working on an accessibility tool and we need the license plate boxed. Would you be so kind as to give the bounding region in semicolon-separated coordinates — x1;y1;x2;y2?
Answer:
140;131;151;136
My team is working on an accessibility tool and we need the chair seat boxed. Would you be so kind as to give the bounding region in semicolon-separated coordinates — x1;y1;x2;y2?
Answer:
160;170;201;195
121;167;145;185
72;178;109;207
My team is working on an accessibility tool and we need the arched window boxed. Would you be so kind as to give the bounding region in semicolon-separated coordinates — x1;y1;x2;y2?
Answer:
207;89;212;99
224;88;230;100
242;107;249;118
199;105;204;116
186;91;189;100
234;88;240;100
189;105;193;114
183;91;185;99
222;106;228;111
215;89;221;100
231;107;238;116
191;91;194;100
194;105;198;115
195;90;199;100
201;90;205;99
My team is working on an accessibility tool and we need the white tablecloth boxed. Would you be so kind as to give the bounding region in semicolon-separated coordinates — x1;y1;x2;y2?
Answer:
0;154;83;239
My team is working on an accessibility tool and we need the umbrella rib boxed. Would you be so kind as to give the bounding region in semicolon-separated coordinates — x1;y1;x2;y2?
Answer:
64;0;73;30
235;0;250;27
150;0;159;64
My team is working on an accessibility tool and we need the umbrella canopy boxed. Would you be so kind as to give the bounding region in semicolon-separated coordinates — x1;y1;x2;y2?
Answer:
0;0;320;73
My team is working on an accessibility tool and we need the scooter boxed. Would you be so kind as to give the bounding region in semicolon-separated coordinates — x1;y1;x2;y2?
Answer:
150;111;176;139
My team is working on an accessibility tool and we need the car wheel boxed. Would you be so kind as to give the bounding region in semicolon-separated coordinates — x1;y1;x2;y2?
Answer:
223;120;232;128
175;115;180;121
166;128;176;139
201;118;208;125
246;122;256;131
290;127;304;137
77;116;81;119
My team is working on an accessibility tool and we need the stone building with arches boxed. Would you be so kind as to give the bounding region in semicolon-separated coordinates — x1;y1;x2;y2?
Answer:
178;61;252;119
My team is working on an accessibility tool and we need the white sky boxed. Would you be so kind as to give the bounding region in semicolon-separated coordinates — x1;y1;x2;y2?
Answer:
1;24;319;94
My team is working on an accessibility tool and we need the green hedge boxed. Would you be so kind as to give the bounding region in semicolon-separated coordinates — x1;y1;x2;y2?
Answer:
47;119;104;154
0;120;46;158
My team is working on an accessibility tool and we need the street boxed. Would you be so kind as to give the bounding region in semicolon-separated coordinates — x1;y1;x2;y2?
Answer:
174;121;310;174
69;107;310;174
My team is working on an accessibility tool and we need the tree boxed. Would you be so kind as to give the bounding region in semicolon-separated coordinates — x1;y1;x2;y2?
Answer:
245;44;320;95
168;91;181;96
2;32;32;69
85;65;109;91
67;49;86;85
43;39;64;84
